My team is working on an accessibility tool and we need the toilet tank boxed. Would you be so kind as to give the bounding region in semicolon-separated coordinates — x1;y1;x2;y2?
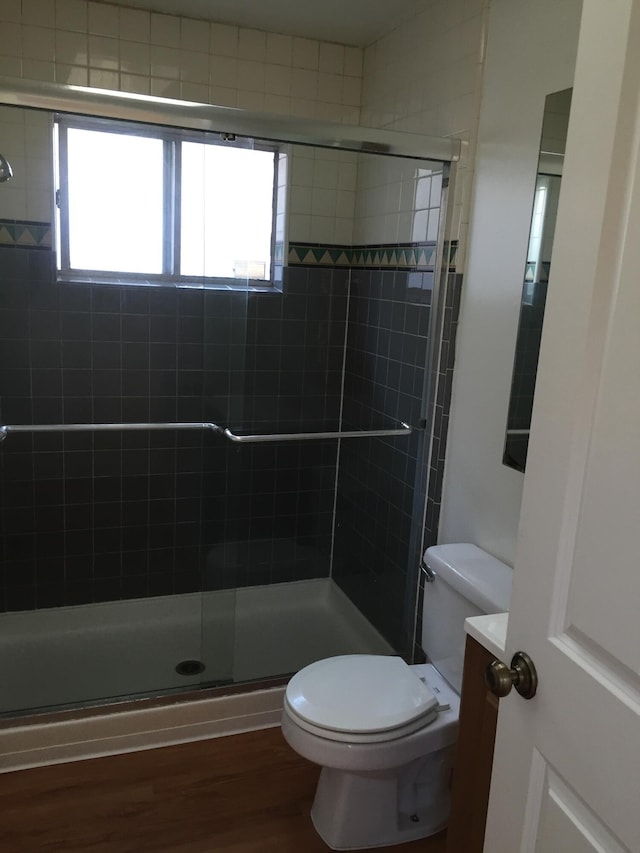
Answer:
421;544;512;693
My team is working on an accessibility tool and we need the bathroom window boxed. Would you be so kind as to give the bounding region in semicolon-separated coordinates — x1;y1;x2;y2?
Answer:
54;115;279;287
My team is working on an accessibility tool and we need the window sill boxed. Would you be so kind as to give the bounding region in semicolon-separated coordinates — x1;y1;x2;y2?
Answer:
56;273;280;293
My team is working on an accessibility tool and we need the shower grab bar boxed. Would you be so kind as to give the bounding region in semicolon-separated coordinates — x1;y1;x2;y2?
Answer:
0;420;413;443
223;422;413;443
0;422;222;441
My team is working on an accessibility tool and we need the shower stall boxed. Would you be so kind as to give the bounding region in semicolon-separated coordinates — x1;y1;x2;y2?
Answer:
0;78;460;719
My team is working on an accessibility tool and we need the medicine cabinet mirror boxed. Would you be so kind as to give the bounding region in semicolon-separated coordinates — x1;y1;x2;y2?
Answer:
503;88;572;471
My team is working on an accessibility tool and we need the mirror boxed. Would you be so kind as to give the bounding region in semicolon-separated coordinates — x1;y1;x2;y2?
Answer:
503;88;572;471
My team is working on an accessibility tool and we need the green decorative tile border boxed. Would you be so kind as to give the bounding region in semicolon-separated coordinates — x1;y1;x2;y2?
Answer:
287;243;352;267
0;225;459;270
288;240;458;271
0;219;52;249
351;244;438;269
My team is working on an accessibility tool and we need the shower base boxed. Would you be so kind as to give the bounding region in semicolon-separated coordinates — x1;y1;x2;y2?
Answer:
0;578;393;718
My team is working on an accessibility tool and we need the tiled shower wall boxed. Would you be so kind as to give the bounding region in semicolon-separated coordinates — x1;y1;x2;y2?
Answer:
359;0;487;269
0;257;462;661
332;266;433;653
0;1;362;121
0;145;458;661
0;1;471;651
207;267;349;592
0;240;456;628
0;1;363;246
328;249;464;654
0;235;458;640
353;0;485;652
0;252;347;610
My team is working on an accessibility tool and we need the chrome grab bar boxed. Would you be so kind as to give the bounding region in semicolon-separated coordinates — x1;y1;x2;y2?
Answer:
0;420;413;443
0;422;222;441
223;422;412;443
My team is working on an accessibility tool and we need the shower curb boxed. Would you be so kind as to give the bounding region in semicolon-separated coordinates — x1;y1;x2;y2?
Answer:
0;686;285;774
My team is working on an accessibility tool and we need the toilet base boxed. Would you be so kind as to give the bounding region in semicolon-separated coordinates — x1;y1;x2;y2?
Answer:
309;745;454;850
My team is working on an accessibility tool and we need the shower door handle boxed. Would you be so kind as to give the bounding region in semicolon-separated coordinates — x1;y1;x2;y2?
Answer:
223;422;413;443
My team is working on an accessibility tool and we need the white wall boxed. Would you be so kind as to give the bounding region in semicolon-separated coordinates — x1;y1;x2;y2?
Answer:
438;0;583;565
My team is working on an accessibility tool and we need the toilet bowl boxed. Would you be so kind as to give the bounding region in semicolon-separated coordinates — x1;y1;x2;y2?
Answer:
281;544;512;850
282;658;459;849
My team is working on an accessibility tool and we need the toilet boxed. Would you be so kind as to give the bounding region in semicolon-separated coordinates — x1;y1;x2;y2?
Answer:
281;543;512;850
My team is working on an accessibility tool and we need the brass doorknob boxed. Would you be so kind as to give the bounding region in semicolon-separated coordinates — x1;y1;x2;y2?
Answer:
485;651;538;700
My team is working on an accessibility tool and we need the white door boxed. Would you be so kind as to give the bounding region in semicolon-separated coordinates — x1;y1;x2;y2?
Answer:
484;1;640;851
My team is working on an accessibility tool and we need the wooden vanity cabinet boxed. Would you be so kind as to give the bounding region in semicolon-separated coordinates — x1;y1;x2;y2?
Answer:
446;635;500;853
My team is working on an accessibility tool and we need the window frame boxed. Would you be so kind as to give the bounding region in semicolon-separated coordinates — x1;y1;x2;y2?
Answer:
54;114;280;289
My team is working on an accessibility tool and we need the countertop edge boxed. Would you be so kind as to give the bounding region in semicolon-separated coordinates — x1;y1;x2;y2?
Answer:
464;612;509;661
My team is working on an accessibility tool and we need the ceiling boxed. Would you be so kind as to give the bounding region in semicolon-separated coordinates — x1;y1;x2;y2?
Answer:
101;0;423;47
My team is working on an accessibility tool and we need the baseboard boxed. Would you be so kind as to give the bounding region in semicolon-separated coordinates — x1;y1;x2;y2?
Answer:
0;686;285;773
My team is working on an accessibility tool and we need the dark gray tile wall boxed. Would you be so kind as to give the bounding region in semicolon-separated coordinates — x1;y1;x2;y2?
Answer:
0;238;461;667
202;267;348;590
0;248;346;611
332;268;434;656
423;271;463;548
240;267;348;434
414;269;463;662
504;280;547;471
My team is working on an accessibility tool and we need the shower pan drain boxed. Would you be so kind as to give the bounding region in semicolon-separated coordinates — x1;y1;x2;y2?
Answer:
175;659;206;676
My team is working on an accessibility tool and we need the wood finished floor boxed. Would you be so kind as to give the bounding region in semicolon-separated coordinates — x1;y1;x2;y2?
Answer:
0;727;448;852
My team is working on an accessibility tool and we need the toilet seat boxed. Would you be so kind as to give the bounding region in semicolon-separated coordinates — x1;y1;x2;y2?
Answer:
284;697;439;743
284;655;439;744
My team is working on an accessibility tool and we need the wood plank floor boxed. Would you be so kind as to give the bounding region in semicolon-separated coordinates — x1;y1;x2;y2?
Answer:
0;727;448;852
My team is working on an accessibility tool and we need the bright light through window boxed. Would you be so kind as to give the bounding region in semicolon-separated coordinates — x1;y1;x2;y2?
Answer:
181;143;275;280
56;117;279;286
66;128;164;274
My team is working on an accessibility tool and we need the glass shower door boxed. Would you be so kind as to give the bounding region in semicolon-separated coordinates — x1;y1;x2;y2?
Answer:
198;134;299;686
0;109;241;715
190;131;276;687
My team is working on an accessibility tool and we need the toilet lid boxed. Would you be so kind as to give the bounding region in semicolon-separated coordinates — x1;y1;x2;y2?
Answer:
285;655;439;734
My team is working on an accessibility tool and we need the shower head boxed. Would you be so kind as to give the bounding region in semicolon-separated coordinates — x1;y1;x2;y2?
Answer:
0;153;13;182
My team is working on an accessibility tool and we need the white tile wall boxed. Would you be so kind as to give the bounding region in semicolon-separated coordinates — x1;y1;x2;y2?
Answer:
288;146;357;245
0;0;487;253
0;0;364;242
0;1;363;124
358;0;488;259
352;155;443;246
0;99;360;245
0;105;52;220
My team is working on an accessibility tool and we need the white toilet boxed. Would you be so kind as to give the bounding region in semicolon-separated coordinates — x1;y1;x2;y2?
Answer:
281;543;512;850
